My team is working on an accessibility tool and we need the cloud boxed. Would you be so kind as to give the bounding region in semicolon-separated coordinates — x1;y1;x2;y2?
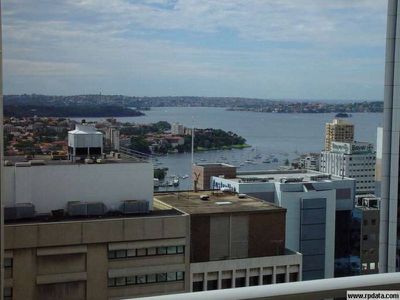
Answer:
3;0;387;99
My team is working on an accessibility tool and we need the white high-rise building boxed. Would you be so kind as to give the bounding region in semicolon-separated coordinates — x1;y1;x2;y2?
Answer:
171;123;185;136
320;141;375;194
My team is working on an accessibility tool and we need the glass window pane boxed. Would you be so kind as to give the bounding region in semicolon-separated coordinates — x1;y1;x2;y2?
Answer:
108;251;116;259
167;246;177;254
167;272;177;281
176;271;184;281
115;277;126;286
147;247;157;256
127;249;136;257
147;274;157;283
108;278;116;287
4;287;12;297
157;247;167;255
177;246;184;254
137;248;147;256
137;275;146;284
4;258;12;268
157;273;167;282
115;250;126;258
127;276;136;285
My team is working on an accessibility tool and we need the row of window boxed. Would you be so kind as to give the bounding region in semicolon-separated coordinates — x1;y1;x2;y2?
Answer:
108;245;184;260
363;219;377;226
193;273;298;292
108;271;184;287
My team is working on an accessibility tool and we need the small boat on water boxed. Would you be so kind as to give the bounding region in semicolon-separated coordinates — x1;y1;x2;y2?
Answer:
262;159;271;163
173;178;179;187
181;174;189;179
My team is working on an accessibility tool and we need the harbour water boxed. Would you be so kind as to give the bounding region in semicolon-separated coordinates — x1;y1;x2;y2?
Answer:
81;107;383;190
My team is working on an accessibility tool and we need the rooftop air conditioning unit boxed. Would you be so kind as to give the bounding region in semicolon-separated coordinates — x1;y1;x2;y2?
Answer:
120;200;149;214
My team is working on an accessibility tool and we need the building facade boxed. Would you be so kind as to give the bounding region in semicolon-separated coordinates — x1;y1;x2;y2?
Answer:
320;141;376;194
192;163;237;190
154;192;302;292
324;119;354;151
210;170;355;280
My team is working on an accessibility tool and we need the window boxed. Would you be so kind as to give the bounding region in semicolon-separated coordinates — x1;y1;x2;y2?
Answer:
157;247;167;255
207;280;218;290
371;219;377;226
136;275;146;284
137;248;147;256
249;276;259;286
235;277;246;287
363;235;368;241
289;272;298;282
108;278;116;287
147;247;157;256
157;273;167;282
370;262;376;270
177;245;184;254
263;275;272;285
4;288;12;300
177;271;184;280
127;276;136;285
115;277;126;286
4;258;13;268
276;273;286;283
167;272;177;281
221;278;232;289
167;246;177;254
115;250;127;259
108;251;116;259
193;281;203;292
147;274;157;283
127;249;136;257
362;263;368;271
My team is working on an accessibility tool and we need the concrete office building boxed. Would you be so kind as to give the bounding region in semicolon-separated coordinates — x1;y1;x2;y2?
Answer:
352;195;380;275
210;169;355;280
325;119;354;151
105;127;120;152
320;141;376;194
154;192;302;291
192;163;237;190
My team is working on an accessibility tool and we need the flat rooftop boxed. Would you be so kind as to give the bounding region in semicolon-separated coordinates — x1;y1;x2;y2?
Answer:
226;169;352;183
154;191;284;215
4;154;147;166
5;206;182;225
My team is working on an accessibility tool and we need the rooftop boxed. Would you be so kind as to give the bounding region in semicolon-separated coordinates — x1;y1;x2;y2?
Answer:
4;154;147;166
230;169;352;183
5;202;182;225
154;191;284;215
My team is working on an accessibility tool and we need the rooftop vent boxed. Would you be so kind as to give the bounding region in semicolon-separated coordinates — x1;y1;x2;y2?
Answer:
120;200;149;214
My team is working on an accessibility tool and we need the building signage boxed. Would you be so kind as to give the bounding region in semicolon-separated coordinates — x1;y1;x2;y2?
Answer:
331;142;373;154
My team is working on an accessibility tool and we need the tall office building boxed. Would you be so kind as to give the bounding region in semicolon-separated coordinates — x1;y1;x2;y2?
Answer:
324;119;354;151
379;0;400;273
320;141;376;194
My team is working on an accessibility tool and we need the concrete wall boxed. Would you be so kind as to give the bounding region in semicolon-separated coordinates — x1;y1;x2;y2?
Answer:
4;214;189;300
4;162;153;213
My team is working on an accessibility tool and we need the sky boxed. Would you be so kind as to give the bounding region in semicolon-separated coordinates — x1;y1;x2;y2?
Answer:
3;0;388;100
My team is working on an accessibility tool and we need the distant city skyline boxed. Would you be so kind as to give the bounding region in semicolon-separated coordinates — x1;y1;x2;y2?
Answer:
4;0;387;101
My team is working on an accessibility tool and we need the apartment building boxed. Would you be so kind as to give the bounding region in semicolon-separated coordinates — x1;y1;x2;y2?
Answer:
209;169;356;280
325;119;354;151
320;141;376;194
154;192;302;291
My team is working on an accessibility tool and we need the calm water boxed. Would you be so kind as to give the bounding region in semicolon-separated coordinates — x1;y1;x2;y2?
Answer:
81;107;383;190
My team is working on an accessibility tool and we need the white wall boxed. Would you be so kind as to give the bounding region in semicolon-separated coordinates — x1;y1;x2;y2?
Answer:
4;162;153;213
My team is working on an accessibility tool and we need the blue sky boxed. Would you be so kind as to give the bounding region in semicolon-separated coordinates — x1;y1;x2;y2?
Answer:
3;0;387;100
